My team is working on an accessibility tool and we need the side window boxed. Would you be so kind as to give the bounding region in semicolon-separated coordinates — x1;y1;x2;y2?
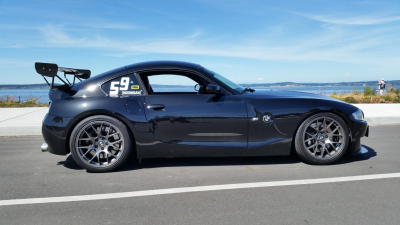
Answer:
102;74;143;97
148;74;198;93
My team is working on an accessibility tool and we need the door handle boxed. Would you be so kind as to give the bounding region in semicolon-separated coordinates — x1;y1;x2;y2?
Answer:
147;104;165;110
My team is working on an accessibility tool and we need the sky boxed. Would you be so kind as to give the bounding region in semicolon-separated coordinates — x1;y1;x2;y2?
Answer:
0;0;399;85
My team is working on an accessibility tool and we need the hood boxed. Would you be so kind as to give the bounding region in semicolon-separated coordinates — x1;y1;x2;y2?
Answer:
240;89;343;102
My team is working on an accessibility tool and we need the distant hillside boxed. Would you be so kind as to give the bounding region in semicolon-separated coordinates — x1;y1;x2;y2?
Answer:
241;80;400;88
151;84;192;88
0;83;50;89
1;80;399;89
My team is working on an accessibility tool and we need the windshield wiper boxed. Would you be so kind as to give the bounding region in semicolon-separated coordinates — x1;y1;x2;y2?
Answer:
240;87;255;94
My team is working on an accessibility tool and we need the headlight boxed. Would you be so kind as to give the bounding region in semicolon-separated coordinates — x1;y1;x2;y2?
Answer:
352;109;364;121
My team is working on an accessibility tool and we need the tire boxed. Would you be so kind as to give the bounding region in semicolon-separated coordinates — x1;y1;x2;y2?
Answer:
69;115;132;172
294;112;349;165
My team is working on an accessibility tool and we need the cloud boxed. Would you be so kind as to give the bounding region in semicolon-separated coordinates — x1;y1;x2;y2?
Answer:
186;29;204;39
31;28;400;66
39;25;87;44
292;13;400;25
3;21;400;69
101;52;143;57
0;25;38;30
79;22;140;30
0;60;32;67
38;25;113;47
257;77;264;81
343;73;350;77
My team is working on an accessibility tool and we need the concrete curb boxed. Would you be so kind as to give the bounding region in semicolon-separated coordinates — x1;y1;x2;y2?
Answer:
365;117;400;126
0;126;44;136
0;107;47;137
354;104;400;126
0;104;399;137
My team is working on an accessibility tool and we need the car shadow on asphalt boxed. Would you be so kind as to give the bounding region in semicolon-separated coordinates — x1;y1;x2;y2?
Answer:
56;145;376;172
57;156;84;170
338;145;377;164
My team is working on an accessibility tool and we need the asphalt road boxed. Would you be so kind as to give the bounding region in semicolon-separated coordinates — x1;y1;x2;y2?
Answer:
0;125;399;225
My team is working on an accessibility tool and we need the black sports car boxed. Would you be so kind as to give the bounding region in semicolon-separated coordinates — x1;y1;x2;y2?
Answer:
36;61;369;172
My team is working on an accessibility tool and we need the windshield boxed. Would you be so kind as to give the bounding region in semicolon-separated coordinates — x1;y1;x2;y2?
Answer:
203;68;244;92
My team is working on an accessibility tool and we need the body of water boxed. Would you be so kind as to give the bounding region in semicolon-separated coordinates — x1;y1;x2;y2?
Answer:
1;85;397;103
0;89;50;103
254;85;376;95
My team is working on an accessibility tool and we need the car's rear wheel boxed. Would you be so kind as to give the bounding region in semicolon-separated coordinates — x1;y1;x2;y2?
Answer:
70;115;131;172
294;113;349;164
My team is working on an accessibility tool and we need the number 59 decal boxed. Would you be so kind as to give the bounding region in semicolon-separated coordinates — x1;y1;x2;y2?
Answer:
109;77;142;96
110;77;129;96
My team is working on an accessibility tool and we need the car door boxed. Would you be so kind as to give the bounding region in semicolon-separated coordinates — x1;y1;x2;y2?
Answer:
141;71;248;147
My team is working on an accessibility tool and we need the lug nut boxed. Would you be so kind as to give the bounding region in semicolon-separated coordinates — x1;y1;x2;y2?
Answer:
95;145;98;148
101;147;104;150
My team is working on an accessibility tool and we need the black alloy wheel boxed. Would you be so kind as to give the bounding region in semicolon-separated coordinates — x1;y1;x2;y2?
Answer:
70;115;132;172
295;112;349;164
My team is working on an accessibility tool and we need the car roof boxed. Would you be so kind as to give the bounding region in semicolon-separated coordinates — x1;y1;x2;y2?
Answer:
73;61;205;89
125;61;202;72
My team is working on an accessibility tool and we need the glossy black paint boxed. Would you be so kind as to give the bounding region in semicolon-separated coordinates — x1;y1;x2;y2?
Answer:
144;94;247;144
42;61;368;158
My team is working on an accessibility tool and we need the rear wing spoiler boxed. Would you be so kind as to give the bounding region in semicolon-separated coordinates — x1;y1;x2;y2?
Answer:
35;62;91;89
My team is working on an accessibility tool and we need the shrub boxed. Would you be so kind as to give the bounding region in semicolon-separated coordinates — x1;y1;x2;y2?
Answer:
361;97;371;103
387;87;397;93
373;87;378;95
26;96;39;102
382;95;392;101
344;96;357;103
0;95;48;108
370;97;380;103
352;88;361;95
363;86;373;96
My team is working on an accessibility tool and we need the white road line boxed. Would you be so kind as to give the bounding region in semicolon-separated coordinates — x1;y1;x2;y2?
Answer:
1;173;400;206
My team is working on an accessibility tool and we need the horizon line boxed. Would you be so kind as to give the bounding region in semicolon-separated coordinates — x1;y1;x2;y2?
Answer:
0;80;399;86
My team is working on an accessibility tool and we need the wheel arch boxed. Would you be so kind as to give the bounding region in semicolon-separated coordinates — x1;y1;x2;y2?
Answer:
64;110;137;159
290;109;352;155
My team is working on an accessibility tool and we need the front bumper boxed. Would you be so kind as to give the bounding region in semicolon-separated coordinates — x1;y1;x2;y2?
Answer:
346;115;369;154
351;124;369;155
348;121;369;154
365;125;369;137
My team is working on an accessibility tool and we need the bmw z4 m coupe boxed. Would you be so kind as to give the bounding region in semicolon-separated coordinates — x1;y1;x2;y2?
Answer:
36;61;369;172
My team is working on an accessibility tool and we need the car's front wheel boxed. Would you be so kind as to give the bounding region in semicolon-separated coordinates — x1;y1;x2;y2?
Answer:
70;115;132;172
294;113;349;164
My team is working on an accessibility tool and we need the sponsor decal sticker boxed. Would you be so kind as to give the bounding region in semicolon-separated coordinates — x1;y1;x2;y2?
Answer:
122;90;142;95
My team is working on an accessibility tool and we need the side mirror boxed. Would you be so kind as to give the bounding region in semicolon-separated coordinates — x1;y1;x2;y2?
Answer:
206;84;221;94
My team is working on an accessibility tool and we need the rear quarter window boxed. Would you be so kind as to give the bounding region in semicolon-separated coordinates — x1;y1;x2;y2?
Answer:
101;74;143;97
